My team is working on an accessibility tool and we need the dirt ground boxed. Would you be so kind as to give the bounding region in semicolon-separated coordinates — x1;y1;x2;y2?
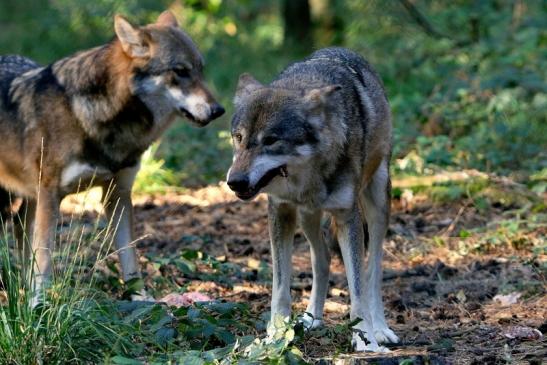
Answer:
60;182;546;364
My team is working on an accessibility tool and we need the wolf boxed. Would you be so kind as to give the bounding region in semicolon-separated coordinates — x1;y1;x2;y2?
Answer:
0;11;224;301
227;47;398;351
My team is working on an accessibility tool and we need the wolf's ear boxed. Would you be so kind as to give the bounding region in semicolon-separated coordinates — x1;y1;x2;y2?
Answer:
303;85;342;110
114;15;149;58
234;73;263;105
156;11;178;27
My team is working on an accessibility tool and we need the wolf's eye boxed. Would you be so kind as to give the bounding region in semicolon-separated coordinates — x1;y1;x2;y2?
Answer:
174;68;190;79
262;136;279;146
234;133;242;144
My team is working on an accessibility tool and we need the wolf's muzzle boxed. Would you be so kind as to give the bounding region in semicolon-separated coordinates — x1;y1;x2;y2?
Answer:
182;102;225;126
227;165;287;200
210;103;225;120
227;172;252;199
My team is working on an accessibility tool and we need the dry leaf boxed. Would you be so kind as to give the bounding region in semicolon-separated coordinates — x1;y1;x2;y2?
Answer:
158;292;212;307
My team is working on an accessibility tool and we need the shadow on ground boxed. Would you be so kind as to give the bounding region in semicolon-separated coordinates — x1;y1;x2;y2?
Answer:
57;182;546;364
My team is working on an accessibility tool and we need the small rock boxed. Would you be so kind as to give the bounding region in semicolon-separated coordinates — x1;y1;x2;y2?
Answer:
503;326;543;341
493;292;521;306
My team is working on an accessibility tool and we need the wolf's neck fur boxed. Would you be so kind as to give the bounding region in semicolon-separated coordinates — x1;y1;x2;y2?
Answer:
51;40;136;136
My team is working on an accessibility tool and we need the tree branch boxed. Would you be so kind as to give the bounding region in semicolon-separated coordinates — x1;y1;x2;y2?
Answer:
397;0;448;39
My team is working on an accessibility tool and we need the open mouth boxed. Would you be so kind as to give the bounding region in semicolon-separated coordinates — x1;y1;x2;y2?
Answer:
179;107;196;122
179;107;211;127
235;165;287;201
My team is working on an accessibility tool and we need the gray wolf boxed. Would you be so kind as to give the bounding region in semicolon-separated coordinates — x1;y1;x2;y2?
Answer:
0;11;224;301
226;47;398;351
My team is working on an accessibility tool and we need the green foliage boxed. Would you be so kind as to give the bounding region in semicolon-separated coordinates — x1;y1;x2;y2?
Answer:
133;145;183;194
1;1;544;187
0;217;308;364
342;0;546;176
0;217;127;364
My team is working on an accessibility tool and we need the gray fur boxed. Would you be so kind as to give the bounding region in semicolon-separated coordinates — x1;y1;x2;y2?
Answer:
228;47;397;352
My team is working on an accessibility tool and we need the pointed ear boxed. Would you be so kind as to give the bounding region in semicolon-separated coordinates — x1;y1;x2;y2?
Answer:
234;73;263;105
303;85;342;110
156;11;178;27
114;15;149;58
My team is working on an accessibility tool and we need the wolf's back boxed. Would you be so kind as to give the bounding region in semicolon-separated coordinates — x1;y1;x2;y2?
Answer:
0;55;40;81
0;55;41;108
308;47;382;83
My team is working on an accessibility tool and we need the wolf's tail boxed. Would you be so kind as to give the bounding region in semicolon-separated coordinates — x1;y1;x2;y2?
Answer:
0;187;12;222
324;214;369;257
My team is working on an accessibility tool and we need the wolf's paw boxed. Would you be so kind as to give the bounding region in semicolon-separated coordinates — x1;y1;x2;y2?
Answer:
374;326;399;344
351;332;389;353
131;289;155;302
30;292;46;309
351;320;389;353
299;312;323;331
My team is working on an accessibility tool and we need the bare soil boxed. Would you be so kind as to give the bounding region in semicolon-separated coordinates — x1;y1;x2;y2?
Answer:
60;183;546;364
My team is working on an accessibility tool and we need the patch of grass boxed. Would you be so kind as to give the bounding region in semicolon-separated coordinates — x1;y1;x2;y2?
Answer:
133;145;185;195
0;213;126;364
0;212;310;364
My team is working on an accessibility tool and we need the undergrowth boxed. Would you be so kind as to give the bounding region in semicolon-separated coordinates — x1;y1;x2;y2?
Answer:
0;208;316;364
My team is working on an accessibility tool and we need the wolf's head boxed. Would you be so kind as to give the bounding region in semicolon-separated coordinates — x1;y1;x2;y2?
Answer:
114;11;224;126
227;73;341;200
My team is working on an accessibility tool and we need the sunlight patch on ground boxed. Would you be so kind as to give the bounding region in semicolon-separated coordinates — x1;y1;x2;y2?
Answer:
392;169;488;188
59;182;261;215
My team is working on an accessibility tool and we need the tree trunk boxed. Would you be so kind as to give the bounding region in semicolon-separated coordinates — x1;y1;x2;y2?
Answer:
282;0;312;52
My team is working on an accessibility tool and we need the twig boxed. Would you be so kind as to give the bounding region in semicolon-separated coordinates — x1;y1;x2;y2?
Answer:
441;202;469;237
397;0;447;39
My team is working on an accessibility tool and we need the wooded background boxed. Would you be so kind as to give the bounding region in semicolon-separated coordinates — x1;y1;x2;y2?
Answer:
0;2;545;364
0;0;545;189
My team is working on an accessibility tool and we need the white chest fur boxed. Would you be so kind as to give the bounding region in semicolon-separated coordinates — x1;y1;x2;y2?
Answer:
61;161;112;190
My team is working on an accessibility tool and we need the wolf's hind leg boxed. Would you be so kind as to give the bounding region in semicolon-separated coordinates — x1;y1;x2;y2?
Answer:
268;198;296;323
335;208;384;352
299;209;330;329
362;159;399;344
15;199;36;279
31;188;60;306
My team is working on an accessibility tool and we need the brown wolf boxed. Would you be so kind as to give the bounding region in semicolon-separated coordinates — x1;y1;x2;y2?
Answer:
0;11;224;302
227;47;397;351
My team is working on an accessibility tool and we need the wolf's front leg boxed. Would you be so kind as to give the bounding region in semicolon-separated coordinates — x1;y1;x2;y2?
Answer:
268;198;296;323
299;209;330;329
362;160;399;344
103;166;151;301
31;188;60;306
334;207;384;352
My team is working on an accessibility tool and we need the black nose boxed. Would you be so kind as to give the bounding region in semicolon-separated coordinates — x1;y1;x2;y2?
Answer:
210;103;225;120
227;172;249;193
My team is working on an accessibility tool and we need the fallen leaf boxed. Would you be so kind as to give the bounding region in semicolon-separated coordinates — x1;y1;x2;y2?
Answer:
456;289;466;303
158;292;212;307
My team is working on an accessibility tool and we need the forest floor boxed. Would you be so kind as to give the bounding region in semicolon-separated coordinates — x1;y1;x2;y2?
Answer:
57;171;546;364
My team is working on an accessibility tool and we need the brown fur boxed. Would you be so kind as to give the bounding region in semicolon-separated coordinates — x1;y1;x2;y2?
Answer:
0;11;224;300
